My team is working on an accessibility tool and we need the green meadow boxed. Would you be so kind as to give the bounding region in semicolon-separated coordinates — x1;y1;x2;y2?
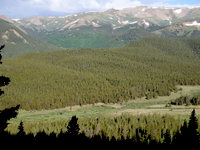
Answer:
6;85;200;135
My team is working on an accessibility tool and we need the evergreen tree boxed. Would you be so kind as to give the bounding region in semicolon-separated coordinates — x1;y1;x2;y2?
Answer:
187;109;199;145
0;45;20;134
17;121;26;136
0;105;20;134
67;116;80;137
0;45;5;64
163;129;171;145
0;45;10;96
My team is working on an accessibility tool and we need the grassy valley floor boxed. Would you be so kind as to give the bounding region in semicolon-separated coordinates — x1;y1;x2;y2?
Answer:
7;85;200;134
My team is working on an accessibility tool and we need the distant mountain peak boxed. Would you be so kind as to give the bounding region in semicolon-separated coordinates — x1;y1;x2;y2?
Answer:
0;15;13;23
104;8;118;13
2;6;200;51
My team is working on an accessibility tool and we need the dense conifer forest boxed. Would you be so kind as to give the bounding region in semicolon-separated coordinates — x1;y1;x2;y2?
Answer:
1;37;200;147
171;93;200;105
1;37;200;110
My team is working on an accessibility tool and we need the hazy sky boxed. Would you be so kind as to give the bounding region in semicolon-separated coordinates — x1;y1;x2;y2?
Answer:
0;0;200;18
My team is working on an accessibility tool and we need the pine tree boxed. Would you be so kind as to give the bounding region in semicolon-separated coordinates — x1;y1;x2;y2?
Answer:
17;122;26;136
0;105;20;134
163;129;171;145
0;45;20;134
180;120;188;143
0;45;10;96
67;116;80;137
187;109;199;145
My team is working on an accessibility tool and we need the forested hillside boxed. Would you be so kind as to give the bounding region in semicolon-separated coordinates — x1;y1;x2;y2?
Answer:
1;37;200;110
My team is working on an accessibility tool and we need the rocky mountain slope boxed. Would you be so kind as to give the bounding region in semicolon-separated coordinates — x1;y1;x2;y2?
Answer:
0;17;60;57
12;6;200;48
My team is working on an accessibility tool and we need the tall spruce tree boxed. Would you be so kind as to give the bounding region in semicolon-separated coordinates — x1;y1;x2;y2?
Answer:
187;109;199;145
0;45;20;134
163;129;171;145
17;121;26;136
0;45;10;96
67;116;80;137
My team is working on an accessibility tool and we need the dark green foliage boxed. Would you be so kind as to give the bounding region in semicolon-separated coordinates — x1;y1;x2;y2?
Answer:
0;105;20;133
0;44;10;96
0;76;10;96
17;122;26;136
171;94;200;105
66;116;80;137
13;114;185;142
135;128;151;145
0;45;5;64
0;110;200;147
188;109;199;144
163;129;171;145
173;109;199;146
120;28;156;42
0;44;20;135
1;37;200;110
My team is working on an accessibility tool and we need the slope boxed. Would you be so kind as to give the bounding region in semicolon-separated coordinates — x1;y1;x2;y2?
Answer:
1;38;200;110
13;7;200;49
0;18;60;58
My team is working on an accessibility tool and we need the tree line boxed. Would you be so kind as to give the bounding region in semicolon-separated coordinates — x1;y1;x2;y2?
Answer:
0;105;199;148
171;94;200;106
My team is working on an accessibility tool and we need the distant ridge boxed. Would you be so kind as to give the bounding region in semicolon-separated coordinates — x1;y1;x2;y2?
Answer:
0;18;61;57
12;6;200;49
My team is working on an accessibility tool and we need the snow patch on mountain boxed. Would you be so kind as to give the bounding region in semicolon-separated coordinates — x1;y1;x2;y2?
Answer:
174;9;182;14
117;20;121;24
129;21;138;24
142;8;146;12
113;26;121;30
48;16;55;19
122;20;129;25
142;20;149;26
92;22;101;27
12;18;20;21
185;21;200;26
109;17;113;20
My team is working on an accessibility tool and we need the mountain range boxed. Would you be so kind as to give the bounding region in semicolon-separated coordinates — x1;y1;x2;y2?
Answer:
1;6;200;56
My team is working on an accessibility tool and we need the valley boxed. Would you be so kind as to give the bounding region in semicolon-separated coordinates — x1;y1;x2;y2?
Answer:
6;85;200;135
1;5;200;145
11;85;200;122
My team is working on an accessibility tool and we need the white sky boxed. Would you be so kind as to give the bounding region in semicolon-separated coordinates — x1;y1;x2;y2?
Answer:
0;0;199;18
